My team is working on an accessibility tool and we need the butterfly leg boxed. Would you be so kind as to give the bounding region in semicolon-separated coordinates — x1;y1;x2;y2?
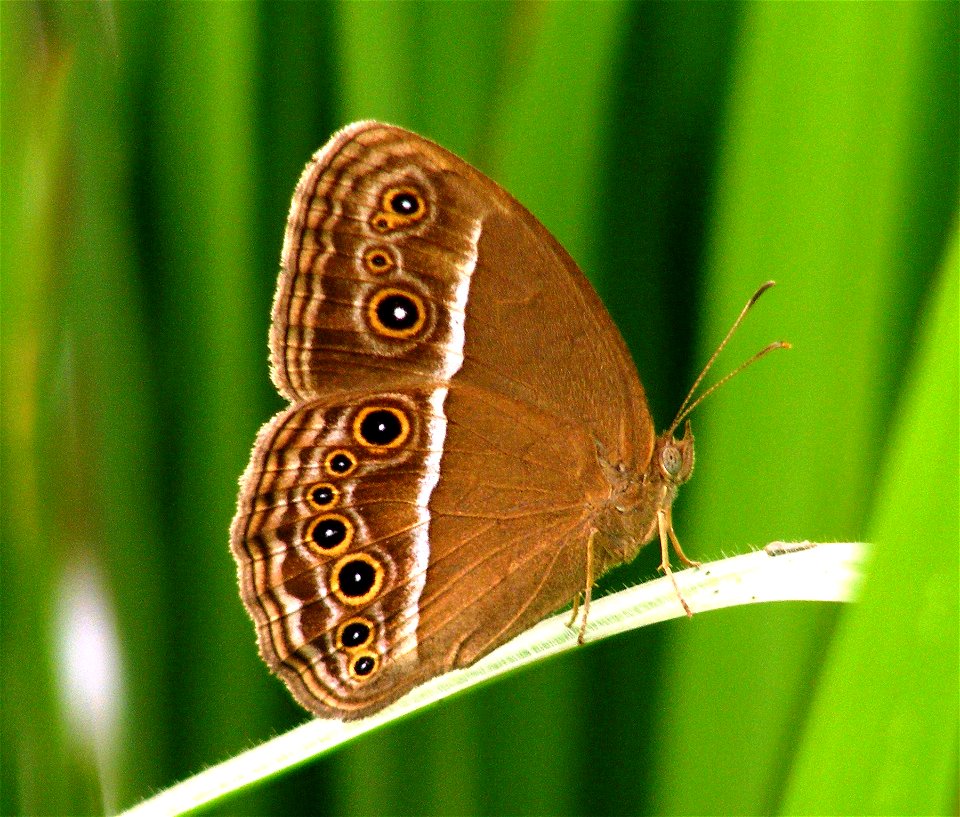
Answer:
565;529;597;643
577;529;597;644
657;509;693;618
665;506;701;568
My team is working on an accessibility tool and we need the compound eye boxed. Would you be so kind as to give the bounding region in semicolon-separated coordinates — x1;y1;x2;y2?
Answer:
660;446;682;478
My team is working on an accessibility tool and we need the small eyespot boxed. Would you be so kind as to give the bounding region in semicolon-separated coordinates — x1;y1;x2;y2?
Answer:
307;513;354;556
324;449;357;477
370;186;427;232
367;287;426;339
353;406;410;450
660;446;682;478
349;650;379;679
337;618;373;649
307;482;339;510
331;553;384;606
363;248;395;274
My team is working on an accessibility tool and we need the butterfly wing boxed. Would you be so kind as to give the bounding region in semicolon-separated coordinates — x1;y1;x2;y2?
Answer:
271;121;653;472
233;121;654;718
230;384;608;717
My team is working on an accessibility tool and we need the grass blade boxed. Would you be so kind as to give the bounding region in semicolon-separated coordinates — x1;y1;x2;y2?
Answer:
119;542;867;817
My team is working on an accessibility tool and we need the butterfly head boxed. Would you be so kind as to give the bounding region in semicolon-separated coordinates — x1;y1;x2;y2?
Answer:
654;420;695;487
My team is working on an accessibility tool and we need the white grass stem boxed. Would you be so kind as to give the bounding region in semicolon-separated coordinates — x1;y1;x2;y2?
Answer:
118;541;867;817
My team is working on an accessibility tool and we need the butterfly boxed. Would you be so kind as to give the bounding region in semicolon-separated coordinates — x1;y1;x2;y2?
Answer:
229;121;784;719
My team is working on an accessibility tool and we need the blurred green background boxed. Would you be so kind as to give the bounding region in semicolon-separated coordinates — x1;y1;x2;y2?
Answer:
2;2;957;815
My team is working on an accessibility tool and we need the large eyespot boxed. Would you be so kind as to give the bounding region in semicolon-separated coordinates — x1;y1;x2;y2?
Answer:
307;482;339;511
306;513;354;556
337;617;374;649
371;186;427;232
363;247;395;274
353;406;410;450
367;288;426;339
388;189;421;216
324;449;357;477
331;553;384;606
660;446;682;478
348;650;380;680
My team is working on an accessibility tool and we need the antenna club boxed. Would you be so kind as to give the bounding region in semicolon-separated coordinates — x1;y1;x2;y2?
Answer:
747;280;777;308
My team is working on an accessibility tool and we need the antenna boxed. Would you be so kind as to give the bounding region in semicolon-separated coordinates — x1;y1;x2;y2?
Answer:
665;281;790;437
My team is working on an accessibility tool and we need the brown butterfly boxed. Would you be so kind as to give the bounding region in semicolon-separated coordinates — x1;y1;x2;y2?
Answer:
229;121;785;719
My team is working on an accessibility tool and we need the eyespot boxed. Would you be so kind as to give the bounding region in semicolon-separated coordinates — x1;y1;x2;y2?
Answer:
363;247;395;274
306;513;354;556
660;446;682;478
307;482;339;510
331;553;384;606
348;650;379;679
353;406;410;450
367;288;426;339
337;617;374;649
388;190;421;216
324;449;357;477
370;186;427;232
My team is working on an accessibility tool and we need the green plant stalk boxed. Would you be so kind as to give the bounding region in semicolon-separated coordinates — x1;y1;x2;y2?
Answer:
118;541;868;817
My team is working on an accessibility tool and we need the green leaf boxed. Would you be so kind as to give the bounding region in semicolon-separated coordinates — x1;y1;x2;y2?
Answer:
780;228;958;816
648;5;959;814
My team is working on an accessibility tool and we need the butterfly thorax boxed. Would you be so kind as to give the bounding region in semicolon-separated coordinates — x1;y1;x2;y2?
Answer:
593;422;695;565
